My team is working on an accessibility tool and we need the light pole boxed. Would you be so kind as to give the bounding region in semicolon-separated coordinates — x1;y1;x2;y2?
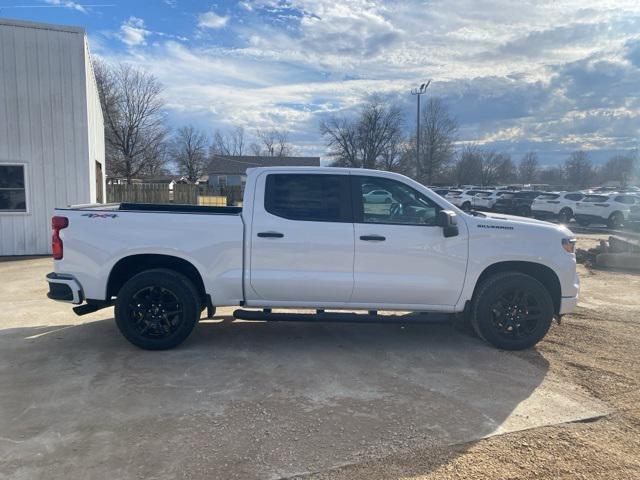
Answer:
411;80;430;181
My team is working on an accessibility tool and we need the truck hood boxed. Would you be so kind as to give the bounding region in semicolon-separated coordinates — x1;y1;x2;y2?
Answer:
468;211;574;237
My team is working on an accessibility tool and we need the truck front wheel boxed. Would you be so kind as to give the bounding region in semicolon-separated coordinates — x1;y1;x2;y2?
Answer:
470;272;554;350
115;268;200;350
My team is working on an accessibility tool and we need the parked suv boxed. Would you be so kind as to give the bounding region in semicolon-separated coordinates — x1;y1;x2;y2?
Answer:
531;192;585;223
493;191;542;217
474;191;507;211
574;194;639;228
446;189;491;211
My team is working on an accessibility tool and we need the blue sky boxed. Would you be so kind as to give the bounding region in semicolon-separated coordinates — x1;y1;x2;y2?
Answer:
1;0;639;165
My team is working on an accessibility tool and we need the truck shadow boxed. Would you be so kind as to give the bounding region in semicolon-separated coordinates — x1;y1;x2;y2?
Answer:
0;315;560;479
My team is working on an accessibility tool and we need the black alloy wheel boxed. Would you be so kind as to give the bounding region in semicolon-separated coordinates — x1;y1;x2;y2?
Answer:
489;289;542;341
128;286;184;339
115;269;200;350
471;272;553;350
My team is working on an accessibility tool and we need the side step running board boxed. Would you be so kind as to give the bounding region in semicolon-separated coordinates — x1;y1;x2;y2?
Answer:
232;309;446;324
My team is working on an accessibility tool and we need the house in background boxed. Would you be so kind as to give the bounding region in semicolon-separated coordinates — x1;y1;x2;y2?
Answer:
206;155;321;187
0;18;105;255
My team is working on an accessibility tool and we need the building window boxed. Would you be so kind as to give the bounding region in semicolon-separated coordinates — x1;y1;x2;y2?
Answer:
218;175;227;187
0;165;27;212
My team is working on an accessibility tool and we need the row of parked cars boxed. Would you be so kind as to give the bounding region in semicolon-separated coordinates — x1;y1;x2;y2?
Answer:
430;187;640;229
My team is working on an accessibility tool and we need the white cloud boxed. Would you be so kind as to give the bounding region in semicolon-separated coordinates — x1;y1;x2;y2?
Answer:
98;0;640;161
198;11;229;29
120;17;149;46
44;0;88;14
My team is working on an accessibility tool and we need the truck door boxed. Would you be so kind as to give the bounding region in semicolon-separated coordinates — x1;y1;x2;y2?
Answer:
248;172;354;304
350;175;468;308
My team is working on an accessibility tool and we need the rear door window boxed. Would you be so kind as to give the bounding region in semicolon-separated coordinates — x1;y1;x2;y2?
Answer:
265;174;352;222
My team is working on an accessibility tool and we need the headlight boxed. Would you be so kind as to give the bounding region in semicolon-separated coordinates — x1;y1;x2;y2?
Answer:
562;238;576;253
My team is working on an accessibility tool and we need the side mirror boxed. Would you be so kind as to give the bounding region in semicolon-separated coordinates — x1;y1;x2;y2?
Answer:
436;210;459;238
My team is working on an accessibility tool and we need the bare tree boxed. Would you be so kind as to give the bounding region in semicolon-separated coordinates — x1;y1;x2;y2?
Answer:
142;141;172;177
598;153;638;186
564;151;594;188
538;165;565;185
454;145;483;185
415;98;458;185
256;128;294;157
94;62;168;183
171;126;209;183
479;150;503;186
495;154;516;184
249;142;262;156
320;97;403;170
357;98;403;169
320;116;360;167
518;152;539;184
211;126;246;156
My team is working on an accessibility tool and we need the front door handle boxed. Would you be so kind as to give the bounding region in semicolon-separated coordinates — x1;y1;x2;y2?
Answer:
360;235;386;242
257;231;284;238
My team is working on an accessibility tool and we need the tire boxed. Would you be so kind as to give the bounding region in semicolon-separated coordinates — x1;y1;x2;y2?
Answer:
470;272;554;350
607;211;624;229
462;202;471;211
115;268;200;350
558;208;572;224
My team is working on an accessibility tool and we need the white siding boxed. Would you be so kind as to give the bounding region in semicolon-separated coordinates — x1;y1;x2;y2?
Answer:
84;37;105;203
0;19;103;255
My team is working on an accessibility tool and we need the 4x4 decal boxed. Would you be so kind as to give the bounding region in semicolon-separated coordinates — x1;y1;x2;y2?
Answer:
81;213;118;219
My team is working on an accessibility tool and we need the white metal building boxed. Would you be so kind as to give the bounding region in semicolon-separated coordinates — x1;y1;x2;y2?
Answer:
0;18;105;256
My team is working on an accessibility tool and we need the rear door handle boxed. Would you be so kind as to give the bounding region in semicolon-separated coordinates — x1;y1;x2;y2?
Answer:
360;235;386;242
257;231;284;238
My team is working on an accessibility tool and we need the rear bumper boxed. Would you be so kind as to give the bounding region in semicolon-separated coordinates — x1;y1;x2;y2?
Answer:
46;272;84;304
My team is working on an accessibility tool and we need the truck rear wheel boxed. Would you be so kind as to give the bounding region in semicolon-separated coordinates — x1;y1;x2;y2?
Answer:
470;272;554;350
115;268;200;350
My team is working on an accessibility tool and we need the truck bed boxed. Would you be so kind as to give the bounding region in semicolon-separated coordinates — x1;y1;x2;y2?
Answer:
119;203;242;215
59;202;242;215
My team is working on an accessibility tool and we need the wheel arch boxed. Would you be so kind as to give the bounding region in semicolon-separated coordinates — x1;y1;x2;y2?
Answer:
472;261;561;314
106;254;206;303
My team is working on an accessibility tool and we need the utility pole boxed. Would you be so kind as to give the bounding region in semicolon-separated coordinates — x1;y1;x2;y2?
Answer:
410;80;430;181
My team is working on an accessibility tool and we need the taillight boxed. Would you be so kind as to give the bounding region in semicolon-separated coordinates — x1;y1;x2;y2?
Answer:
594;203;610;207
51;216;69;260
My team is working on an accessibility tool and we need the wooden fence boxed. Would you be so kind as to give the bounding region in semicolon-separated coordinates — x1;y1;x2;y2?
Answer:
107;184;243;206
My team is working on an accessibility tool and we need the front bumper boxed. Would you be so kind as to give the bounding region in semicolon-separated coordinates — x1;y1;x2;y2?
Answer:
559;296;578;315
46;272;84;304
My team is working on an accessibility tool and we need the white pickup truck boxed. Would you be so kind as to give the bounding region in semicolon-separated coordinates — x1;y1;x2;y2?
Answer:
47;167;579;351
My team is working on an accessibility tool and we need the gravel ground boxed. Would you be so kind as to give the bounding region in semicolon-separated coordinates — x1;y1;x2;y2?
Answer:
299;233;640;479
